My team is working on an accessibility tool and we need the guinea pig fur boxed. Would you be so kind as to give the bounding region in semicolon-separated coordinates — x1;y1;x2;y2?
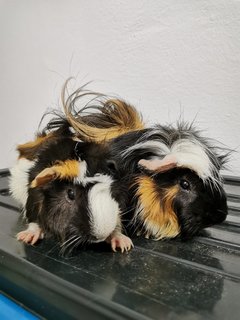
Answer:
10;134;133;253
109;122;229;240
47;81;229;241
10;80;229;247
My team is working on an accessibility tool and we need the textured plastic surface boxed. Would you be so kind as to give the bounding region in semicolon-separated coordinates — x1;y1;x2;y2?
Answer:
0;169;240;320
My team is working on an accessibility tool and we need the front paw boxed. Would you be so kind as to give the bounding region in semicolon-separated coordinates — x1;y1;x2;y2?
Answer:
107;233;134;253
16;222;44;245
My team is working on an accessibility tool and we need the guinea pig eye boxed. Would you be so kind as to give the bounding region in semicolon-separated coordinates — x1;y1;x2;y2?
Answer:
67;188;75;200
179;179;190;191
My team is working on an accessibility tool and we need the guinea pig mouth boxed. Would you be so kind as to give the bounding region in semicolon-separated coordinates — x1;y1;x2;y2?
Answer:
179;209;228;239
204;209;228;227
89;235;107;243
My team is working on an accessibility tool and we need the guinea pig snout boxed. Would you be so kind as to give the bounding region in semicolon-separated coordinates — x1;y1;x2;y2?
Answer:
88;180;119;242
200;193;228;229
205;207;228;227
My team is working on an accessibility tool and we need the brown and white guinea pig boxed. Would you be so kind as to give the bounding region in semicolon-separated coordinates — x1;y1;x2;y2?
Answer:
9;132;133;253
109;123;229;240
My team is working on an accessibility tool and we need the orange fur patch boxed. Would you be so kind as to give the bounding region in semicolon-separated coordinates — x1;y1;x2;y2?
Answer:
53;159;80;179
106;99;144;132
134;176;180;239
31;159;80;188
63;95;144;142
17;132;54;160
69;119;144;142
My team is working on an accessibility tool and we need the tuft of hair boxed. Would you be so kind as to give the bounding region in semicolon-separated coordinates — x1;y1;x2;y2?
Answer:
45;79;145;143
120;120;231;189
16;132;55;160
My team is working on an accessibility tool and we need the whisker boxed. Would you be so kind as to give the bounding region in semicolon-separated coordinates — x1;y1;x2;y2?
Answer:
67;236;82;254
60;235;80;254
120;207;134;217
60;235;78;248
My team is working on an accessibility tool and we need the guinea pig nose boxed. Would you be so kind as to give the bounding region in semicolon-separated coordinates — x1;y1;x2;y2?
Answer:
217;209;228;221
90;235;105;243
207;209;227;226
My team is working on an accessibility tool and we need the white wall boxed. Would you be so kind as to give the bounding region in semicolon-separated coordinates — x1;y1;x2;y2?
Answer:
1;0;240;176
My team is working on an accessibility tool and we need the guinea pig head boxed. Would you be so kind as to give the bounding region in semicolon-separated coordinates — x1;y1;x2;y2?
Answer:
172;169;228;239
29;159;120;251
134;155;228;240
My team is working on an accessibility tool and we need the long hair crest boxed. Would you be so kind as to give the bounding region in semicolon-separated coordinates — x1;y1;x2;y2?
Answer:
44;79;144;142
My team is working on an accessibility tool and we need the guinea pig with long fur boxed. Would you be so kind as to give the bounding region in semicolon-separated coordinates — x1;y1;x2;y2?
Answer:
56;81;229;241
9;131;133;253
109;123;229;239
10;80;229;249
9;81;145;253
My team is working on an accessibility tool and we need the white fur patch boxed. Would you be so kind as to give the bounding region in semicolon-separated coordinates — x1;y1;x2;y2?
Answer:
9;158;35;208
27;222;43;235
88;175;119;241
122;141;169;158
83;174;113;185
74;160;87;184
69;127;76;134
171;139;213;180
123;138;214;181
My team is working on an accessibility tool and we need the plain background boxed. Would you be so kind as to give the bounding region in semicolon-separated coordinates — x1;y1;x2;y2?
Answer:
1;0;239;176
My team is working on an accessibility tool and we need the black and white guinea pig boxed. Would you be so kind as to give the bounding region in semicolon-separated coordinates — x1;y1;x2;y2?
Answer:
9;133;133;253
109;122;229;240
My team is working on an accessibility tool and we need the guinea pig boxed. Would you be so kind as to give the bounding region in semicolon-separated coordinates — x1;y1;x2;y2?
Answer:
10;79;229;247
39;80;229;241
109;122;229;239
9;133;133;253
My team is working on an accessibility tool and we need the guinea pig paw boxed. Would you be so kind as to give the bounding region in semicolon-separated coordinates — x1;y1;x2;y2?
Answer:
110;234;134;253
16;223;44;245
17;230;42;245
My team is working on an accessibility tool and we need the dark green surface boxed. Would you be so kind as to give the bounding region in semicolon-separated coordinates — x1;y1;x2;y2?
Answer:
0;169;240;320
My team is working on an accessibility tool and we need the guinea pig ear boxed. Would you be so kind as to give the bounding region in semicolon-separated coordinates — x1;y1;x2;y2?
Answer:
106;159;118;174
138;155;177;173
30;167;57;188
30;159;80;188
